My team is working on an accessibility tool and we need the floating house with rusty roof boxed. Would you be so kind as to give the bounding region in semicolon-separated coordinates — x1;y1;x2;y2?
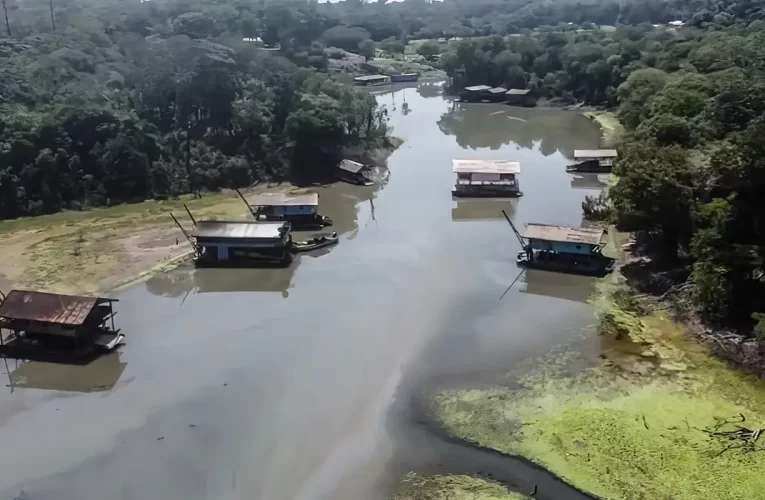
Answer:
239;191;333;230
566;149;618;173
452;159;522;198
0;290;123;361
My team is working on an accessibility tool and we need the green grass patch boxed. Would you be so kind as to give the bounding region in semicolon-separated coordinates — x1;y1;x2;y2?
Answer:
392;473;527;500
431;273;765;500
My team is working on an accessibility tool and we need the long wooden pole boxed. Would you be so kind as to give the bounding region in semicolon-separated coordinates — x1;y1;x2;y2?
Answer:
502;209;526;248
170;213;196;251
183;204;196;226
234;188;252;216
2;0;10;37
49;0;55;30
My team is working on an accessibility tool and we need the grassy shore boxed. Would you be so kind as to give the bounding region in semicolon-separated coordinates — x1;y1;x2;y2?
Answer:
392;473;527;500
584;111;623;147
431;269;765;500
0;186;300;295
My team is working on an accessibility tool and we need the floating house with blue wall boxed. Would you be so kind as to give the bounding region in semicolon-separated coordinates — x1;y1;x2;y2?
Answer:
501;210;615;276
515;223;614;276
243;192;333;230
191;221;293;267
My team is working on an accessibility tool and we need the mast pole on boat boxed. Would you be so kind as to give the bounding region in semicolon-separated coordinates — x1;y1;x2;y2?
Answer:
183;204;196;226
502;210;526;249
170;213;197;252
234;188;253;217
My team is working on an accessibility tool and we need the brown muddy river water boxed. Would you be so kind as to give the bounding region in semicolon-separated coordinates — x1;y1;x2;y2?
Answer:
0;83;604;500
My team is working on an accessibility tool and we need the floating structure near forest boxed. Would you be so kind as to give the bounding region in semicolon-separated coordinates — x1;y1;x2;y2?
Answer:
190;220;294;267
459;86;536;106
337;159;375;186
502;211;614;276
0;290;124;362
452;159;522;198
238;191;333;230
354;74;390;87
566;149;618;173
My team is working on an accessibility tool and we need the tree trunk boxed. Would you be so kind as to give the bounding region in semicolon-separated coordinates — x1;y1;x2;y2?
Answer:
2;0;10;37
49;0;55;30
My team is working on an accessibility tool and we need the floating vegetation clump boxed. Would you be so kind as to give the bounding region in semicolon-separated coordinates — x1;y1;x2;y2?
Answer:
431;270;765;500
392;472;527;500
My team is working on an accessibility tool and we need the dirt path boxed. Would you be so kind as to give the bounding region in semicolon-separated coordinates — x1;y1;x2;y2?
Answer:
0;185;303;295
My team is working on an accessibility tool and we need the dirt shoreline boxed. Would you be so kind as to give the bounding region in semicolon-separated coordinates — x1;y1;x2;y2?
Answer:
0;183;305;295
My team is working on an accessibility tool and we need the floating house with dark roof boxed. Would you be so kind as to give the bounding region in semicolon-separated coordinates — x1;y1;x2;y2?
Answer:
507;220;614;276
337;159;375;185
505;88;536;107
191;220;293;267
452;159;522;198
566;149;618;173
242;192;333;230
0;290;123;360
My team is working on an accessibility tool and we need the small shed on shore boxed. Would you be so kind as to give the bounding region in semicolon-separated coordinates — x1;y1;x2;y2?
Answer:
337;159;374;185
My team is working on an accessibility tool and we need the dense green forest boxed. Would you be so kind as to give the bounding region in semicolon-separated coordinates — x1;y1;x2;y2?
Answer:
3;0;765;332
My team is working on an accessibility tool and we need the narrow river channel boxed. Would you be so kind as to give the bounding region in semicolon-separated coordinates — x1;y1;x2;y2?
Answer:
0;82;605;500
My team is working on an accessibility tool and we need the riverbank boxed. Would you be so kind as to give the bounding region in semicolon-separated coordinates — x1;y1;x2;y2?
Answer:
392;473;527;500
431;267;765;499
0;186;297;295
583;111;623;147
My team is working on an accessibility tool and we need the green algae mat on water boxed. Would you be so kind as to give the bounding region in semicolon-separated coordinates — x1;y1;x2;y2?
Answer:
392;473;527;500
432;277;765;500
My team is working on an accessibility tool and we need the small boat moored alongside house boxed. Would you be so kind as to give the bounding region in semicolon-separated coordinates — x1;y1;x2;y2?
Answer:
566;149;618;173
389;73;419;83
191;220;294;267
292;232;339;253
502;212;614;276
337;159;375;186
240;191;333;230
452;159;522;198
0;290;124;362
354;75;391;87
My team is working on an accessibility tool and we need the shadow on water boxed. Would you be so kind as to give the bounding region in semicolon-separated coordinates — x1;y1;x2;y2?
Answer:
451;198;517;223
4;353;126;393
438;102;602;155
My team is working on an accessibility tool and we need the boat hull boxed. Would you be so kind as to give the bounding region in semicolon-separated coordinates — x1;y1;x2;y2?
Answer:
292;232;339;253
516;251;614;277
566;165;612;174
453;189;523;198
390;74;419;83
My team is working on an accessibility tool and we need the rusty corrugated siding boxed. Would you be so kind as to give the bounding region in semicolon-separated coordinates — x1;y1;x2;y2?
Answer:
0;290;107;326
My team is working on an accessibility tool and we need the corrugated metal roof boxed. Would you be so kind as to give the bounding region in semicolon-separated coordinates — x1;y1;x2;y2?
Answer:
453;159;521;175
488;87;508;94
464;85;492;91
338;159;365;173
248;193;318;206
524;223;604;245
191;221;288;240
574;149;618;159
506;88;531;95
0;290;114;326
354;75;389;81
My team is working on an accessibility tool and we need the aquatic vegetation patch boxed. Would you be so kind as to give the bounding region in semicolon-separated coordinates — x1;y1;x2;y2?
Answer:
392;472;527;500
432;274;765;499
